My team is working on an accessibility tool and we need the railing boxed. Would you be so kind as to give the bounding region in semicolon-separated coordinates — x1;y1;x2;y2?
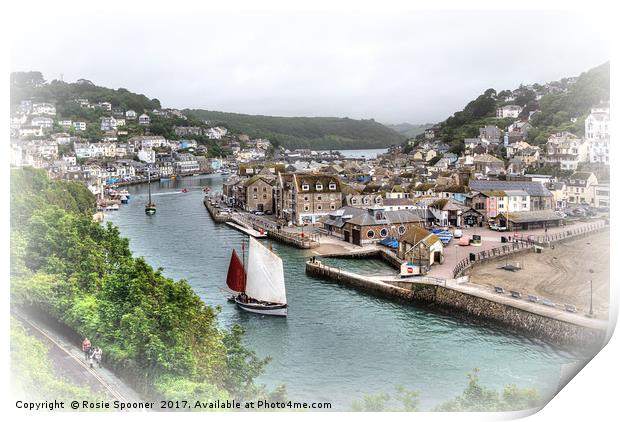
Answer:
231;214;320;248
452;220;608;278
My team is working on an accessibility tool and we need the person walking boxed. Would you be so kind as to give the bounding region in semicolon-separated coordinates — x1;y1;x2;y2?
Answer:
82;338;91;361
92;347;103;368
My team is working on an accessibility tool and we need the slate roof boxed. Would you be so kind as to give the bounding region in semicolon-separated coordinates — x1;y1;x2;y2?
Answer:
498;209;563;223
469;180;552;197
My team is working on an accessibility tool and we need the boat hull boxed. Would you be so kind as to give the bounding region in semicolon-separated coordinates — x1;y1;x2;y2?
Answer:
145;207;156;215
234;298;287;316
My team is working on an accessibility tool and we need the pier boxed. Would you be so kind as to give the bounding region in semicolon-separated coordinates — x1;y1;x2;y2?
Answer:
306;259;607;348
225;221;268;238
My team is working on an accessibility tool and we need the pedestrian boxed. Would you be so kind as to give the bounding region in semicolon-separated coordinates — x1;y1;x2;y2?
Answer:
82;337;91;361
93;347;103;368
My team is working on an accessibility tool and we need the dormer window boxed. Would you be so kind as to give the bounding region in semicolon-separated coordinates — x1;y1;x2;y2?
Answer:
329;183;336;190
316;183;323;191
302;184;309;191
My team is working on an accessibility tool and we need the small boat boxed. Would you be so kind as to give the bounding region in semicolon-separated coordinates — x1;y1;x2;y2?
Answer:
225;238;288;316
118;189;130;198
181;188;189;193
120;195;129;204
145;169;156;215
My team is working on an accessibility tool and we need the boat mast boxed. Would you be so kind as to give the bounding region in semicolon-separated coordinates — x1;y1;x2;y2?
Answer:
147;168;152;204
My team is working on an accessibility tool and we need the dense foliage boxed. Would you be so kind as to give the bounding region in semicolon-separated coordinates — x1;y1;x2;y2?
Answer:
351;369;541;412
528;62;610;144
11;168;276;402
11;73;161;117
11;318;101;402
185;109;406;149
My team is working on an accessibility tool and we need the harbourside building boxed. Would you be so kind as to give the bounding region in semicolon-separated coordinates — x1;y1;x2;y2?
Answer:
275;173;343;225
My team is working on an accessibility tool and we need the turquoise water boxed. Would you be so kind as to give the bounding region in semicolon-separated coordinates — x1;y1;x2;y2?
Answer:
105;175;581;410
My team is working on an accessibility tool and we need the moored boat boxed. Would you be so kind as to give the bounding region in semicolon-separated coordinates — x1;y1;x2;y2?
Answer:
145;169;156;215
120;195;129;204
225;238;288;316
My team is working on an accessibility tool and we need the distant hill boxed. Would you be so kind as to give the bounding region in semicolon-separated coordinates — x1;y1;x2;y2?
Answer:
386;122;434;138
184;109;406;150
423;61;609;153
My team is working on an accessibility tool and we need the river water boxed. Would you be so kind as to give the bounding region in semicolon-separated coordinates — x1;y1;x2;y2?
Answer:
105;175;581;410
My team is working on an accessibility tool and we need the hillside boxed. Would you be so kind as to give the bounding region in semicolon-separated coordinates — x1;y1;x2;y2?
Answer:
422;62;609;153
386;122;434;138
184;109;406;150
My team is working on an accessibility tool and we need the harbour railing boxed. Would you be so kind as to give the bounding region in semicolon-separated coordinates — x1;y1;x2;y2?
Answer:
452;220;608;278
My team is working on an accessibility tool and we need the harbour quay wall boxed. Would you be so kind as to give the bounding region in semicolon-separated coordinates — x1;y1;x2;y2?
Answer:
306;260;606;348
203;198;231;223
317;248;404;269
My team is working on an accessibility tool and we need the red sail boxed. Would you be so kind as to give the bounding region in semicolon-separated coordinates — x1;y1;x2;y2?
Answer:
226;249;246;293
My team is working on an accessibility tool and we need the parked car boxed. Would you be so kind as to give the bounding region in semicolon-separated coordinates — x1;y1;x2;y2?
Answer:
453;229;463;238
265;210;273;215
497;226;507;232
489;224;499;231
254;210;265;216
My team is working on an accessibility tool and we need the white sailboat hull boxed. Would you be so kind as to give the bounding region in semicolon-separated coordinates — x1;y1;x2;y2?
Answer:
234;298;288;316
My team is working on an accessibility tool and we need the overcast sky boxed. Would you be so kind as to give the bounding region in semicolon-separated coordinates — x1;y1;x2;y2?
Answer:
10;8;609;124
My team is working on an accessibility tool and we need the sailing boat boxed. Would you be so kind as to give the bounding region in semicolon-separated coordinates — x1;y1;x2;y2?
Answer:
225;237;288;316
145;168;156;215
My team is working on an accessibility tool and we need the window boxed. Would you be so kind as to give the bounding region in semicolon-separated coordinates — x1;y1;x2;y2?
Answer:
329;183;337;190
302;184;309;191
398;225;406;235
253;187;258;192
263;194;267;199
330;204;336;210
351;198;357;204
380;228;388;237
304;195;309;202
263;187;267;192
316;183;323;191
317;204;322;210
253;194;257;199
304;205;310;211
367;230;375;239
317;196;322;201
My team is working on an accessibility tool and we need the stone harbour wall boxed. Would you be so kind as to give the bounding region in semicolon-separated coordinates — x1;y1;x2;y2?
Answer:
306;260;606;349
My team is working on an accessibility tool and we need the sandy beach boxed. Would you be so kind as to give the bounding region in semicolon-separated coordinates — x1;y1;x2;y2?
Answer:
469;229;610;317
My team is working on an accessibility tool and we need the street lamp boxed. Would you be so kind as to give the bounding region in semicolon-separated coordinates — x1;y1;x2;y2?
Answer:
588;269;594;317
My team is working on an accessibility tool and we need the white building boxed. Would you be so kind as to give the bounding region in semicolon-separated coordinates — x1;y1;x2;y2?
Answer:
138;114;150;125
496;104;523;118
73;121;87;131
59;119;73;128
100;116;118;131
19;126;44;137
98;101;112;111
31;116;54;129
32;102;56;116
585;106;610;165
545;132;590;171
137;148;156;163
126;109;137;120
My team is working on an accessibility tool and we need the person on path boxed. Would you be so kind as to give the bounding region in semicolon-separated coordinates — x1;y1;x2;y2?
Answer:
82;338;91;361
92;347;103;368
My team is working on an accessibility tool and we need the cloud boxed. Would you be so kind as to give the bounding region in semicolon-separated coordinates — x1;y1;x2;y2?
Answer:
10;8;609;123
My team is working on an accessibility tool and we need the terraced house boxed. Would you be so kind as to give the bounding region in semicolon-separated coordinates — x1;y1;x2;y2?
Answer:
275;173;342;225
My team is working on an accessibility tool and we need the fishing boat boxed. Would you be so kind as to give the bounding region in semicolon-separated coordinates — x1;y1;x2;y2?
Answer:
120;195;129;204
145;169;156;215
181;188;189;193
118;189;130;199
225;237;288;316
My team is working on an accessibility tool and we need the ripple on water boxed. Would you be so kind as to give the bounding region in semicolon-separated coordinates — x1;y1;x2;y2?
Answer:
104;175;582;410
